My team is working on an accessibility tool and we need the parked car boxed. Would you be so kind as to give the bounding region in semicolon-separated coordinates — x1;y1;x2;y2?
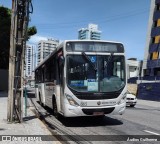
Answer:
126;90;137;107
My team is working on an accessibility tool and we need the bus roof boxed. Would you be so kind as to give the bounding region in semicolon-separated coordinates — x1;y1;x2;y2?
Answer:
60;40;123;45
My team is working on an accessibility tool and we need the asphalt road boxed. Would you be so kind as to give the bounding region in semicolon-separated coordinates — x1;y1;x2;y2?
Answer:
28;93;160;144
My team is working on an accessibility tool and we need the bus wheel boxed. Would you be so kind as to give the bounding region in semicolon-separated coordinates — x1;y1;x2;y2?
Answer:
52;97;59;119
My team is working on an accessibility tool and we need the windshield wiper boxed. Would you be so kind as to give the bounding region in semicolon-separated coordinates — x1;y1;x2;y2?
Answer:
104;52;114;68
82;52;97;71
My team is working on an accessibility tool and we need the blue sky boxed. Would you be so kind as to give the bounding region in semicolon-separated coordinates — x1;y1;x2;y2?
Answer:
1;0;151;60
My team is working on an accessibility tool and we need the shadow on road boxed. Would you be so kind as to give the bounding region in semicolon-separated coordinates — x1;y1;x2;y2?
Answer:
58;116;123;127
23;115;37;121
28;93;123;127
42;106;123;127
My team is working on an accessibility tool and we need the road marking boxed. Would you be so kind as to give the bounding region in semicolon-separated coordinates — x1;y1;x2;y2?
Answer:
144;130;160;135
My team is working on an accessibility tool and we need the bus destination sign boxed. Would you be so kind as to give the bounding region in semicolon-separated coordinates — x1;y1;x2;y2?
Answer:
66;42;124;53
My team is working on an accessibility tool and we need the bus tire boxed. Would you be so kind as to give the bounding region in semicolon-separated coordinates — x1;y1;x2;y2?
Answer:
52;97;59;119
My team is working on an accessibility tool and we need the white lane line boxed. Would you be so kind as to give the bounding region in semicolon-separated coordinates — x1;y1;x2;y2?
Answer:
144;130;160;135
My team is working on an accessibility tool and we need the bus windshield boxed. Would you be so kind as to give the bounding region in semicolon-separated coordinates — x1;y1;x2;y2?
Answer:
67;55;125;93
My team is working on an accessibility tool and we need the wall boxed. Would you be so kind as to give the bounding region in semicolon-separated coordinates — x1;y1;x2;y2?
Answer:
137;83;160;101
127;84;137;95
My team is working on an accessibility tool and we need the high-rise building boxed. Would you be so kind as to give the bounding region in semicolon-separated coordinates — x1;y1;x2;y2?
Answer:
25;44;36;77
137;0;160;101
78;24;101;40
37;39;59;65
142;0;160;77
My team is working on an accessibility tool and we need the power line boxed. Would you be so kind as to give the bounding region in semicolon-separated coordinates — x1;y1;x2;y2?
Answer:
34;8;149;26
31;8;149;30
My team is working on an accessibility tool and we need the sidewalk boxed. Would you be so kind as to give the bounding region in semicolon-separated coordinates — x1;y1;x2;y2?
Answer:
137;98;160;109
0;92;60;144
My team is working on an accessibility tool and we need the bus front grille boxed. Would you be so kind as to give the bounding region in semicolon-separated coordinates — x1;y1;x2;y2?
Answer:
75;93;120;100
82;107;115;115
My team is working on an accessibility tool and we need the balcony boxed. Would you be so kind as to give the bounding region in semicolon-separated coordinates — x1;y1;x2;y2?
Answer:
91;32;101;36
153;10;160;21
147;59;160;68
149;43;160;53
151;26;160;37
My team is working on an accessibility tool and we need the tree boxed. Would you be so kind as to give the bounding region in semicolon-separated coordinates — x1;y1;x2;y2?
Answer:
0;6;37;69
27;26;37;40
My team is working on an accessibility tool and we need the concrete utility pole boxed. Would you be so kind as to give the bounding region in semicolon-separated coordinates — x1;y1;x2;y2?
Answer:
7;0;32;123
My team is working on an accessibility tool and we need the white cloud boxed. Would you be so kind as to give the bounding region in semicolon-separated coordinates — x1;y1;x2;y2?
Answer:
28;35;48;44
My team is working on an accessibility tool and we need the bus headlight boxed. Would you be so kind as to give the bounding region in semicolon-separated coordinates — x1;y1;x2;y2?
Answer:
65;94;79;106
117;93;127;105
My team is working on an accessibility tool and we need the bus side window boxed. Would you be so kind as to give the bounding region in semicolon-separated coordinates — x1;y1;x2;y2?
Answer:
38;69;42;83
50;58;56;81
35;70;38;83
44;62;51;82
41;68;44;82
57;50;64;85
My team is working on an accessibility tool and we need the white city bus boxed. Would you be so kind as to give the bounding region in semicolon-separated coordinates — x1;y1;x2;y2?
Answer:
35;40;127;118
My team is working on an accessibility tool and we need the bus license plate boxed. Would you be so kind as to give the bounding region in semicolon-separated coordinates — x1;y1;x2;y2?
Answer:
93;112;104;115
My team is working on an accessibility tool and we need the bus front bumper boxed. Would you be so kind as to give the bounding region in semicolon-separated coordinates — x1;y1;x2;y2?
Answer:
63;102;126;117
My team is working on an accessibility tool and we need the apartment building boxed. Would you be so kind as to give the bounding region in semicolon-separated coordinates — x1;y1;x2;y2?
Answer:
25;44;36;77
37;39;59;65
78;24;101;40
142;0;160;77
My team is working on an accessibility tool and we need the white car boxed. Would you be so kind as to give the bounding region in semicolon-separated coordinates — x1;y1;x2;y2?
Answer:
126;90;137;107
